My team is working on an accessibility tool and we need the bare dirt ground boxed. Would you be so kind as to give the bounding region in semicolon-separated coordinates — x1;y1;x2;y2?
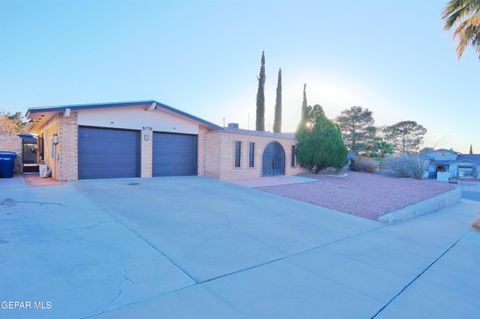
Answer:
257;171;454;219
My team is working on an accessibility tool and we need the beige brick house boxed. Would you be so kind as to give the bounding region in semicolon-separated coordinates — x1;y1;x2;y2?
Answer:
205;128;304;179
26;100;304;181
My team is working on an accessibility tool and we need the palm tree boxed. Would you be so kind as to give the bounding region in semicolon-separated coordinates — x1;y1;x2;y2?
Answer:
442;0;480;59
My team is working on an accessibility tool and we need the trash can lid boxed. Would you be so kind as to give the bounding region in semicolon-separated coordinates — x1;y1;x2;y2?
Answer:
18;133;37;144
0;151;17;158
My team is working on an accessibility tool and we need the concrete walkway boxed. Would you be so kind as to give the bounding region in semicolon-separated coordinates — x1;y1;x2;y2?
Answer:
0;176;479;318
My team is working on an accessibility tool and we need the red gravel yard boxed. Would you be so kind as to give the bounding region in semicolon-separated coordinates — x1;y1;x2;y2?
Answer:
257;172;454;219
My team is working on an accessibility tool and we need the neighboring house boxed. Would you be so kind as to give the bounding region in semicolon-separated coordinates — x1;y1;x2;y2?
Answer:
423;149;480;181
25;100;304;181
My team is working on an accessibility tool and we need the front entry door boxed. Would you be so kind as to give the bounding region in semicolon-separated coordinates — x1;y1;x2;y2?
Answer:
262;142;285;176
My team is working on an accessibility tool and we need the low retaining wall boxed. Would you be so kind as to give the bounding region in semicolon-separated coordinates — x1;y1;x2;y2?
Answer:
377;188;461;224
0;135;22;173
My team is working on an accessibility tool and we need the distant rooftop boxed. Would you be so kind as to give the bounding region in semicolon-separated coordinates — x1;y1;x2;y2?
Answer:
430;148;459;154
456;154;480;165
423;149;480;165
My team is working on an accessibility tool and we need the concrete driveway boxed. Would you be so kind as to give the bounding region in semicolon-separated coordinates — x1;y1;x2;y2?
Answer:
1;176;479;318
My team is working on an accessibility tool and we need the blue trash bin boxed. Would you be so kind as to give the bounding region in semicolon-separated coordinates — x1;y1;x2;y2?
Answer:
0;152;17;178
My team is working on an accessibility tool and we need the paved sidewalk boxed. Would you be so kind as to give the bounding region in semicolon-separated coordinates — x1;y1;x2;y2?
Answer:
0;176;479;318
22;174;66;187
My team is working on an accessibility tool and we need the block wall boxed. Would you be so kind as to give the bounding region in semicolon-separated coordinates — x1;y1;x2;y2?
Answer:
0;135;22;173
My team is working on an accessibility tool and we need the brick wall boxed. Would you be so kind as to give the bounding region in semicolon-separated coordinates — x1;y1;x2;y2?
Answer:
0;135;22;173
205;131;307;180
141;128;153;178
39;112;78;181
205;131;221;177
57;112;78;181
197;126;207;176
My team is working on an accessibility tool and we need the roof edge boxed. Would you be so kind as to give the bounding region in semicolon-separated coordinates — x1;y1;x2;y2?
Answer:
26;100;223;130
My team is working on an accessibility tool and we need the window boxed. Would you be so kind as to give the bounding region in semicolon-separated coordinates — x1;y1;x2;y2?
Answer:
291;145;296;167
235;141;241;168
249;142;255;167
458;166;474;178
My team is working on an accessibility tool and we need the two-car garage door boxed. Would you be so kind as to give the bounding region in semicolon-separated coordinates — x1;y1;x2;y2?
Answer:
78;127;197;179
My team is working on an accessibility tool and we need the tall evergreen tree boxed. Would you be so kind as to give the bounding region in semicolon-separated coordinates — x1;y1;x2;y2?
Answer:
273;68;282;133
383;121;427;153
301;83;308;121
255;51;266;131
336;106;376;154
470;144;474;154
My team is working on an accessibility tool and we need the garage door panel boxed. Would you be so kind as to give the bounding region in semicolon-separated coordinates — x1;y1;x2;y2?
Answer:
154;154;194;161
153;132;197;176
78;127;140;179
80;157;139;167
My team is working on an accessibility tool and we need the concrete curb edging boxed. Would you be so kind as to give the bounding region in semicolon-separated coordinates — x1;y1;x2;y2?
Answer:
377;188;461;224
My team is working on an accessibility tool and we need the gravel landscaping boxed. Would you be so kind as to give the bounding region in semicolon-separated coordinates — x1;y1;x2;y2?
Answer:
257;172;454;219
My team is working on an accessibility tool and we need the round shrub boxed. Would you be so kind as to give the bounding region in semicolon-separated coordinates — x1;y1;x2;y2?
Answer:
350;156;379;173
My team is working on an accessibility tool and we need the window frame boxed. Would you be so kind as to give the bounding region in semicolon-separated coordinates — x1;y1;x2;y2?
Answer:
249;142;255;168
291;145;296;167
234;141;242;168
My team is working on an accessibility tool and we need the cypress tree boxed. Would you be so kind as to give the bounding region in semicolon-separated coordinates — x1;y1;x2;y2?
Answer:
273;68;282;133
296;83;310;132
301;83;308;121
255;51;266;131
470;144;473;154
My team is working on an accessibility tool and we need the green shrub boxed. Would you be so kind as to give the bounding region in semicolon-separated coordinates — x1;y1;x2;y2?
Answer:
296;105;348;173
350;156;378;173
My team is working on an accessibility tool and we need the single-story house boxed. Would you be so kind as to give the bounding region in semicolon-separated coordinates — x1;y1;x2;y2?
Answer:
423;149;480;181
26;100;305;181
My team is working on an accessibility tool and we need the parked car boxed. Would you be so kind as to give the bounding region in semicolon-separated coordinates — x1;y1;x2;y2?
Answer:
448;177;458;184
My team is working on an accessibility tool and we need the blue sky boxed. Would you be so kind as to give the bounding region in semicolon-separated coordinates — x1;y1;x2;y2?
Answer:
0;0;478;152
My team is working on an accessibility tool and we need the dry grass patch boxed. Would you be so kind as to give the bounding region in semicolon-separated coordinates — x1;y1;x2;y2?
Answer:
472;216;480;232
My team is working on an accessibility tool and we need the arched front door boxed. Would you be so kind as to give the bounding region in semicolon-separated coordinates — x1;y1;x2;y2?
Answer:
262;142;285;176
